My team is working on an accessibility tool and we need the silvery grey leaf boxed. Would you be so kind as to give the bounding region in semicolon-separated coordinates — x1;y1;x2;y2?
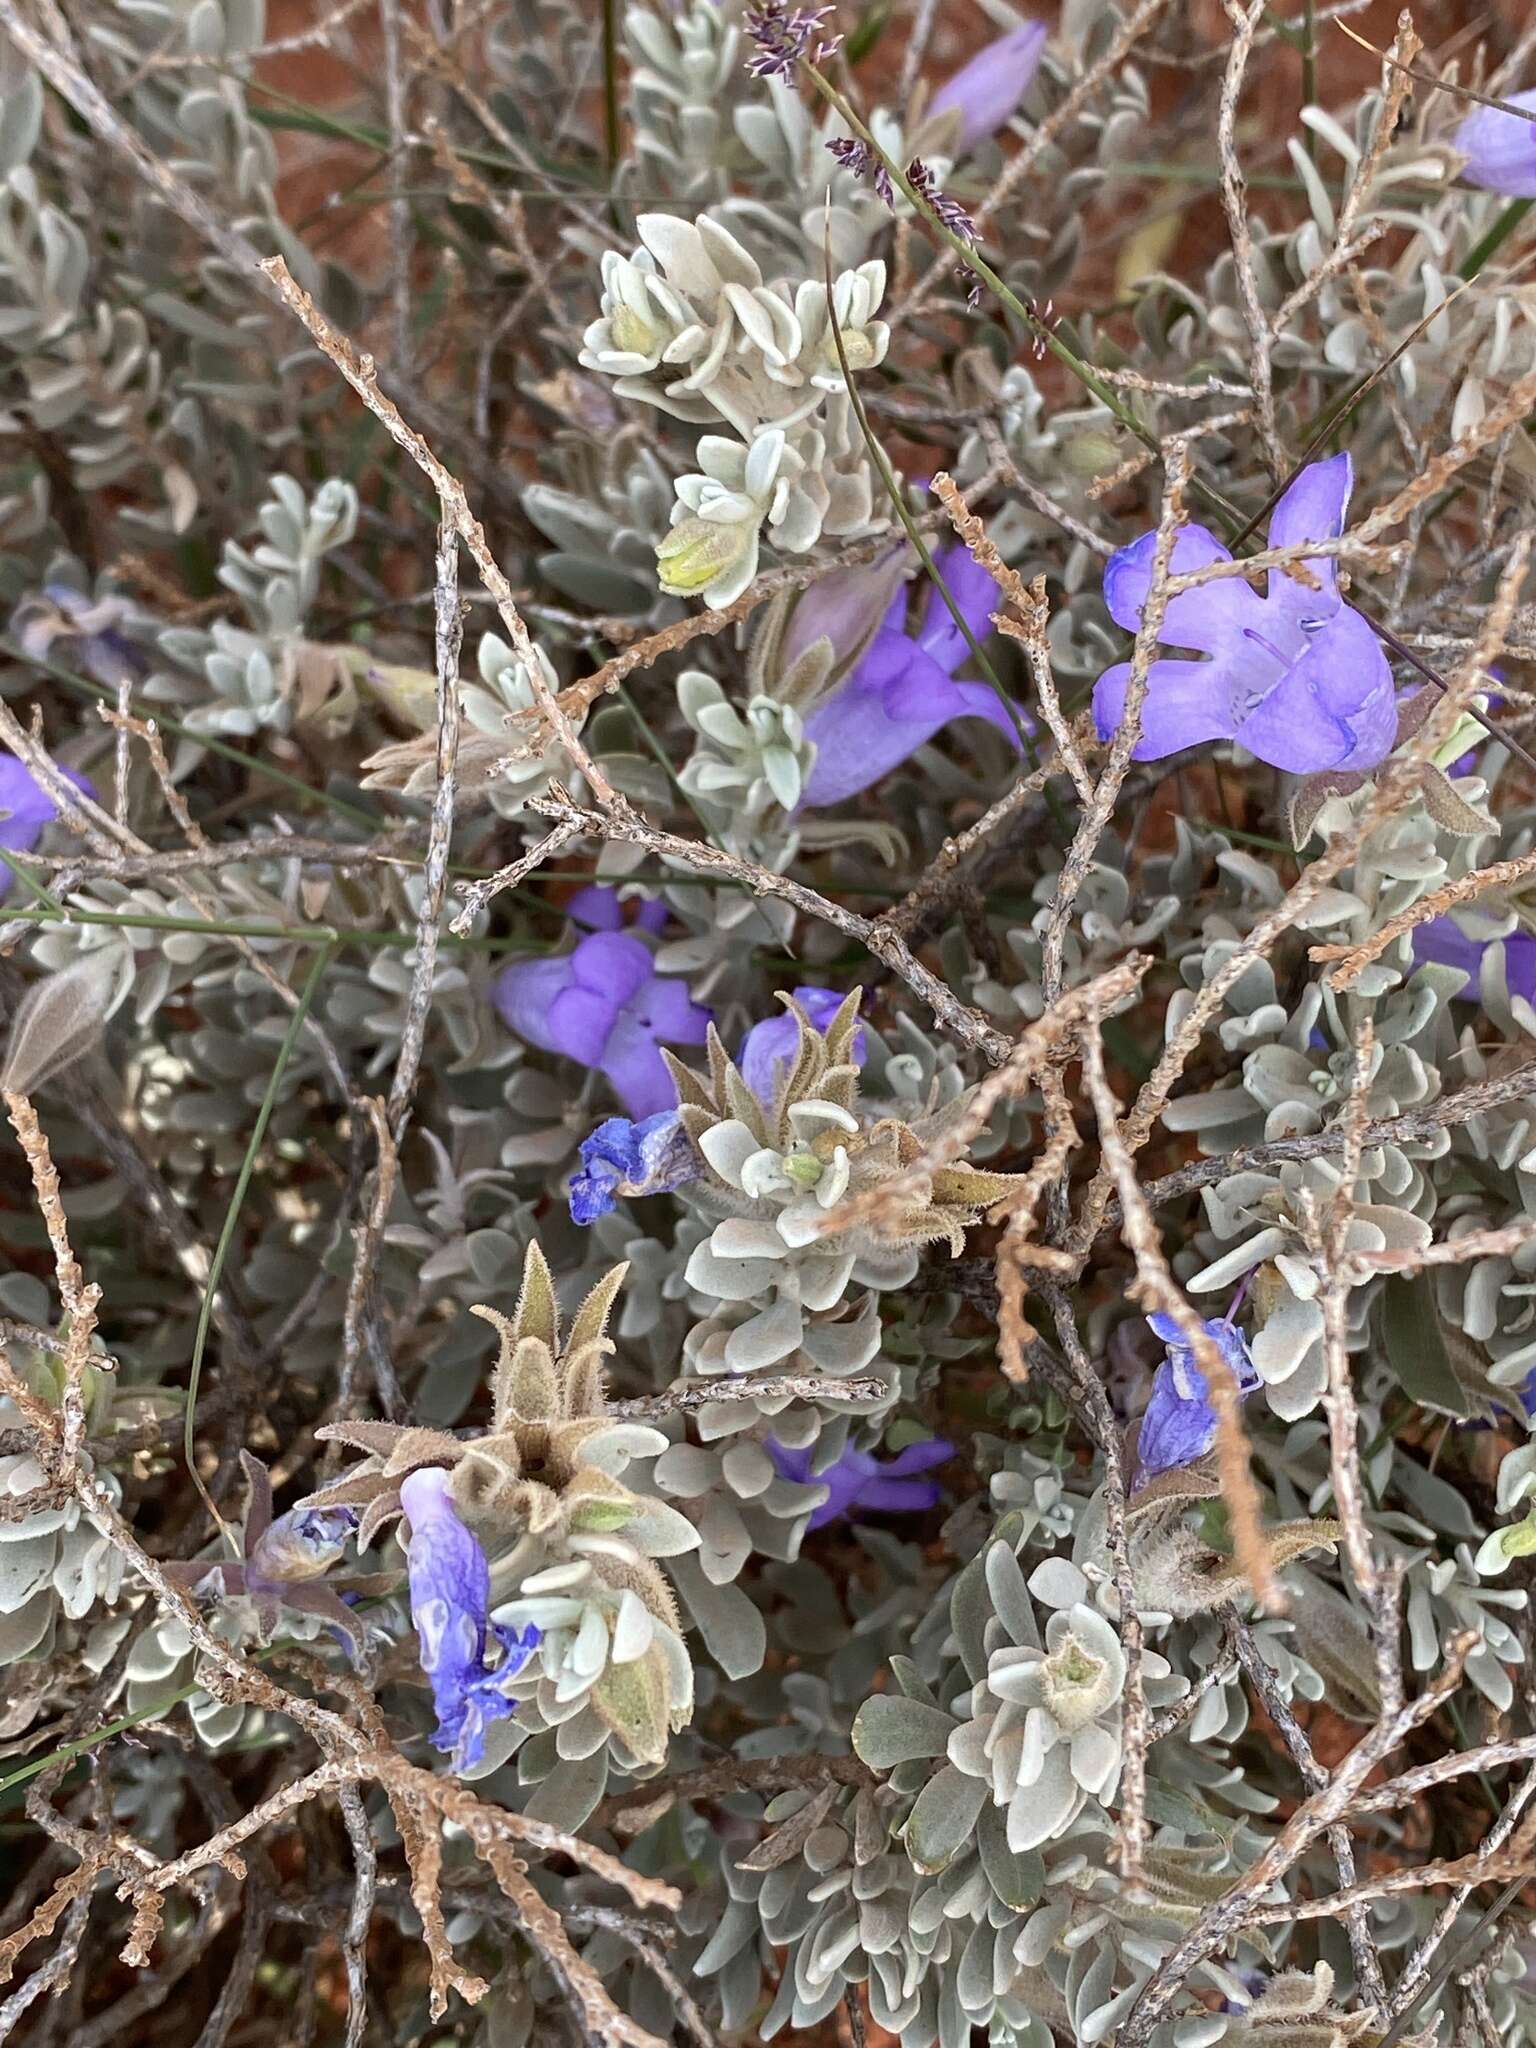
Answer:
2;942;134;1095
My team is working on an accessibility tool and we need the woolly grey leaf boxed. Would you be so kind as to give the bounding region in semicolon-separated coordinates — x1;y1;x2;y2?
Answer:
851;1694;956;1769
1;943;132;1095
1420;761;1496;837
900;1764;987;1874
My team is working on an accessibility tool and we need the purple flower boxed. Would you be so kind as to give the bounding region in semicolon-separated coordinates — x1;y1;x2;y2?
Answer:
1136;1314;1261;1482
248;1506;358;1589
492;887;710;1118
1455;88;1536;196
400;1468;541;1773
801;544;1026;806
769;1436;954;1528
0;752;95;898
737;986;868;1102
782;546;908;676
928;21;1048;156
160;1454;368;1652
743;0;839;79
569;1108;698;1224
1412;914;1536;1007
12;583;143;690
1092;455;1396;774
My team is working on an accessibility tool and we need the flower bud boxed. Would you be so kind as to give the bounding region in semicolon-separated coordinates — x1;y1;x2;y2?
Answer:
926;21;1048;158
656;517;752;600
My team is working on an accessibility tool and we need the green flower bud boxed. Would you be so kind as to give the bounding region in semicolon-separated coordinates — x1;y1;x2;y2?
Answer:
656;518;748;598
783;1150;824;1188
1476;1509;1536;1577
609;303;659;356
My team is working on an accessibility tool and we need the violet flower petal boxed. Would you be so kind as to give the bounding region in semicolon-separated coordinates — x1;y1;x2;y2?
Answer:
1137;1316;1261;1482
1263;451;1349;623
1231;607;1395;774
1102;524;1266;654
768;1435;954;1528
401;1468;537;1773
1456;90;1536;197
0;754;95;898
401;1468;494;1765
878;1439;958;1480
781;546;909;674
801;636;1023;807
493;919;708;1119
767;1442;815;1485
546;983;629;1066
1092;459;1397;775
855;1474;944;1515
928;20;1048;157
630;973;713;1045
490;956;575;1049
805;1460;868;1528
566;884;624;931
1091;658;1240;760
571;930;656;1003
598;1016;683;1117
914;544;1004;673
569;1109;698;1224
1412;915;1536;1007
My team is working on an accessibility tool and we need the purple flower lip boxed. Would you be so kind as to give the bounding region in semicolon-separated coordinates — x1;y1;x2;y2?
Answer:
799;543;1030;808
400;1467;541;1773
492;885;710;1118
1091;454;1396;775
1134;1314;1261;1484
1455;88;1536;197
768;1435;955;1528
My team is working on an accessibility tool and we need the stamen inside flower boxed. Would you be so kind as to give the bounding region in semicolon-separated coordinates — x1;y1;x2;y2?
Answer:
1241;625;1292;667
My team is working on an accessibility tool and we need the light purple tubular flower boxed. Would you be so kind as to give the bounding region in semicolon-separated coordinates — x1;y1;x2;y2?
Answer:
801;545;1027;807
782;546;908;675
1136;1314;1261;1482
1092;454;1396;774
159;1454;368;1653
1411;914;1536;1007
0;752;95;901
569;1108;698;1224
491;887;710;1118
769;1436;954;1529
928;20;1048;156
738;987;868;1102
13;583;143;690
1455;88;1536;196
247;1505;358;1590
400;1468;541;1773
